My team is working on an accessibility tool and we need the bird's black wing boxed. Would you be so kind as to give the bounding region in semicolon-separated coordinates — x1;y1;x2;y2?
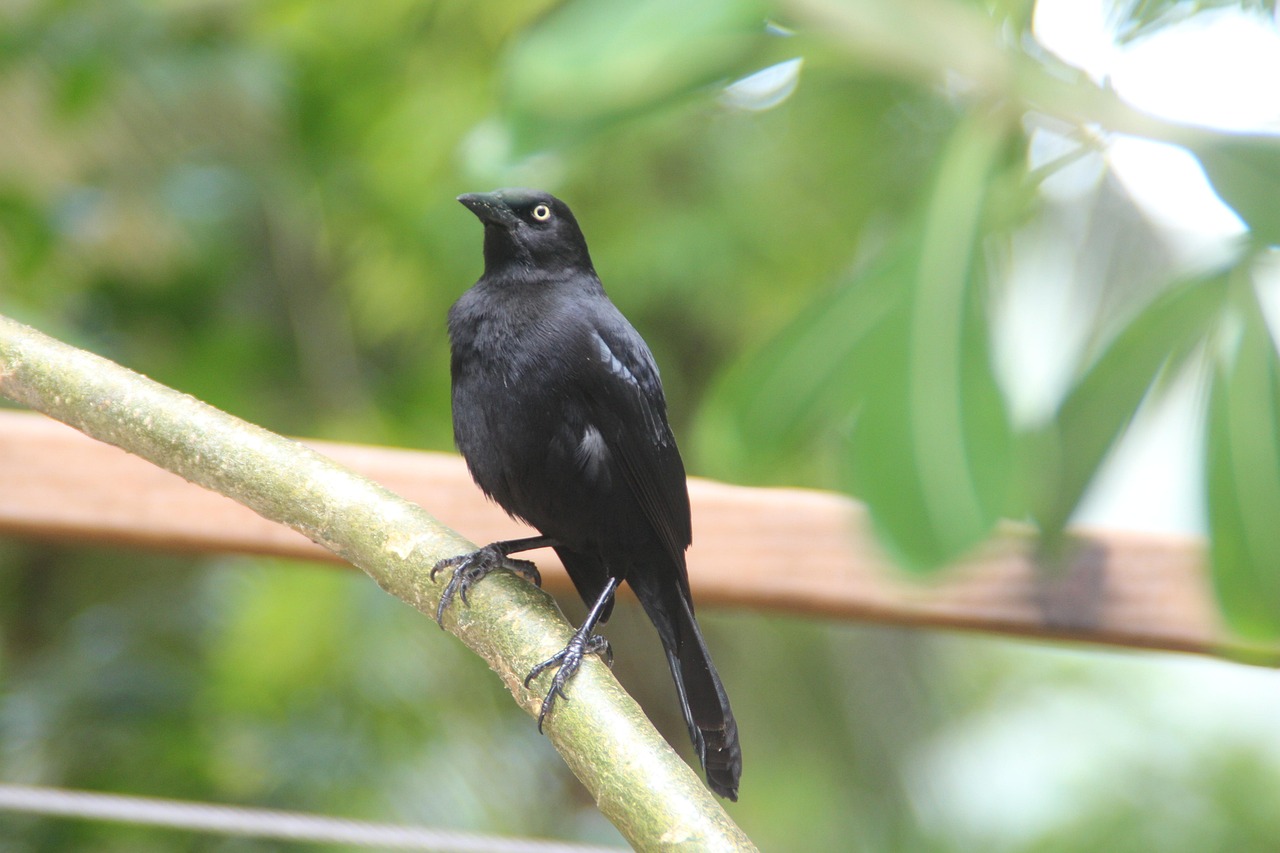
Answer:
579;310;693;596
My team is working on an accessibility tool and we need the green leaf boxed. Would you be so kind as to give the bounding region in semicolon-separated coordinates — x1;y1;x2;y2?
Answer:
844;116;1014;570
844;260;1011;571
1206;289;1280;641
1190;133;1280;248
1028;271;1230;540
692;253;904;484
500;0;768;151
695;115;1017;570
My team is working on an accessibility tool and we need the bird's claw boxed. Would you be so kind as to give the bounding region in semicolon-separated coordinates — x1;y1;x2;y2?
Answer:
524;631;613;732
431;545;542;626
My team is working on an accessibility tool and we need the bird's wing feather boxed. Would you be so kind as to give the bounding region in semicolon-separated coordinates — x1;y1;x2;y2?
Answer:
582;319;692;592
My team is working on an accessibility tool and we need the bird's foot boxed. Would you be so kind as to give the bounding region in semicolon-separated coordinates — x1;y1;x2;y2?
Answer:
523;627;613;732
431;544;542;625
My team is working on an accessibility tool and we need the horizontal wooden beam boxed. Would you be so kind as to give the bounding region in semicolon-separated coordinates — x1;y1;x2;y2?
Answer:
0;408;1262;662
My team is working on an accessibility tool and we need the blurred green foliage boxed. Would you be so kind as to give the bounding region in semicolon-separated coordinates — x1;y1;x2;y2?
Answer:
4;0;1280;849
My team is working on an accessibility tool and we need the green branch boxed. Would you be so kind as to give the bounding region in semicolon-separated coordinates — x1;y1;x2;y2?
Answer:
0;314;755;852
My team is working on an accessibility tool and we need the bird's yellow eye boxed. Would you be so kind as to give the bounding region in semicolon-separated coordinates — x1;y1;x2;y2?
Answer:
531;204;552;221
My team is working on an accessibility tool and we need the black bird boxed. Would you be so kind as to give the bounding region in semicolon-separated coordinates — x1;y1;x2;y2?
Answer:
434;188;741;800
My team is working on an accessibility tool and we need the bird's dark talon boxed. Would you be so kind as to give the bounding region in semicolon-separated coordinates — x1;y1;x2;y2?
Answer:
523;626;612;732
432;541;548;626
430;555;462;583
508;558;542;588
590;635;614;668
433;570;465;626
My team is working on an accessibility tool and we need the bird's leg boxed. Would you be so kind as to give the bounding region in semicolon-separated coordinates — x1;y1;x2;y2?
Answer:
431;535;556;625
524;575;621;732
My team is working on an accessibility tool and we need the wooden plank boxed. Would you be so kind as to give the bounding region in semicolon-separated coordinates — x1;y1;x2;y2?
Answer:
0;408;1257;661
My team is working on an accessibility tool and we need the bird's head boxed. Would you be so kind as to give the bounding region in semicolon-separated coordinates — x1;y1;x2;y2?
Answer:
458;188;594;278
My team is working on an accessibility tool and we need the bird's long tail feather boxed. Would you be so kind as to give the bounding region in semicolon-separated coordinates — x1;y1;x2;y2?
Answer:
643;592;741;800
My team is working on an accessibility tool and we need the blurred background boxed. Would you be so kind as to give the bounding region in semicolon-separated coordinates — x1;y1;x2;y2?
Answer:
3;0;1280;849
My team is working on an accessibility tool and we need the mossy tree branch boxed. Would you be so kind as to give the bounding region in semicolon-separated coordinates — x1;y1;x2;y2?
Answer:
0;314;755;852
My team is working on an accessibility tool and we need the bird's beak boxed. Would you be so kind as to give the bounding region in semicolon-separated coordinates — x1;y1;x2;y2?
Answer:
458;192;519;228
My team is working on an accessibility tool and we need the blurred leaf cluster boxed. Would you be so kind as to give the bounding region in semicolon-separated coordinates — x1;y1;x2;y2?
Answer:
4;0;1280;849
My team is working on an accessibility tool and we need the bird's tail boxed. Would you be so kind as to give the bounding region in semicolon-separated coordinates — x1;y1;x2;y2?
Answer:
638;587;742;800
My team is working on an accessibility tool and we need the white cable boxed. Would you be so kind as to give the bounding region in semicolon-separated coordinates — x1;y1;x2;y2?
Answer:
0;784;622;852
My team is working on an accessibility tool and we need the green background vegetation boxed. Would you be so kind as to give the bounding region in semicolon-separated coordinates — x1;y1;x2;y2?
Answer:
3;0;1280;849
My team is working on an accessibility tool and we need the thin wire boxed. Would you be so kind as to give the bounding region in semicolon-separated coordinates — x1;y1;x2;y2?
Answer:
0;784;623;853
